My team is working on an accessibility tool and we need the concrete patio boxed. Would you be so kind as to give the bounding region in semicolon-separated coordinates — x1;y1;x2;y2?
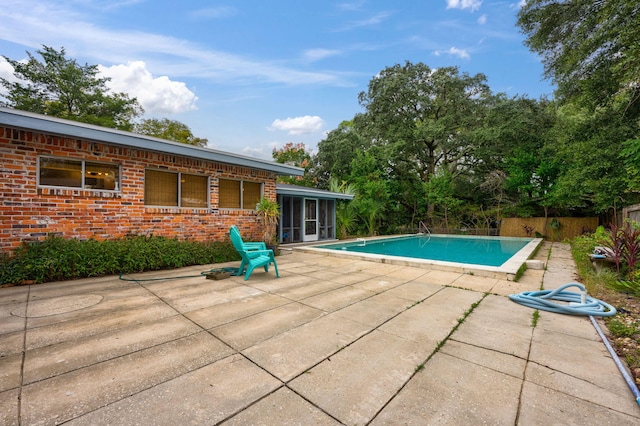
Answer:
1;242;639;425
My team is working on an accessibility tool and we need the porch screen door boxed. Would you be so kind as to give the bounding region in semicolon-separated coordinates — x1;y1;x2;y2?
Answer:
303;198;318;241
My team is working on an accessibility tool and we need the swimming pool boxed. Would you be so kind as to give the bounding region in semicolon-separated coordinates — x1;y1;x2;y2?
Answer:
299;234;542;279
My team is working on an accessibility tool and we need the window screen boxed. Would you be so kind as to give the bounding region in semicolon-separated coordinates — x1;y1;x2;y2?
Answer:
219;179;262;209
145;170;178;206
181;174;208;208
243;181;262;209
219;179;241;208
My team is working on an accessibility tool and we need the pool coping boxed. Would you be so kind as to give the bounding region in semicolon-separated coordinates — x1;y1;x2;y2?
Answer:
294;235;544;281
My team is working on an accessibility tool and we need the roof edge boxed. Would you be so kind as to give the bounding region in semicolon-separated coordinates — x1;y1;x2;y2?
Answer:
276;184;355;200
0;107;304;176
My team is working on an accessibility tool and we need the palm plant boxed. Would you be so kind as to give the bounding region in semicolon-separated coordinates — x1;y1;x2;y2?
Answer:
356;198;384;236
336;202;357;239
255;197;280;245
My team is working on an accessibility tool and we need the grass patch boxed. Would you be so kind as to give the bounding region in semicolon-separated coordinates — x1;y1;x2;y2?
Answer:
607;318;637;338
514;263;527;282
531;310;540;327
570;234;619;297
412;293;487;378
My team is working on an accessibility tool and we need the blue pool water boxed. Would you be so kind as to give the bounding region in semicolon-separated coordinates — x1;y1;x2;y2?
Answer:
318;235;532;267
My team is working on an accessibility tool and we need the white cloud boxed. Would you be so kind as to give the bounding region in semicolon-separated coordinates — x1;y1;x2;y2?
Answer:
517;0;527;8
0;57;19;94
98;61;198;115
241;146;269;159
446;0;482;12
334;11;393;32
303;48;342;62
434;47;470;60
269;116;325;135
337;1;366;12
190;6;237;19
0;1;349;87
478;14;487;24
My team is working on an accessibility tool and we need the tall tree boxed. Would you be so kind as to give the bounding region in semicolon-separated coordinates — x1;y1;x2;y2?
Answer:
518;1;640;215
134;118;208;147
0;46;142;130
518;0;640;110
313;119;367;188
469;94;557;217
546;102;638;213
357;62;491;220
357;62;491;182
272;142;315;187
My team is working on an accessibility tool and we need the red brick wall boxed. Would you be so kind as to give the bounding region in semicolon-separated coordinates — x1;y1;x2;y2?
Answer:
0;126;277;253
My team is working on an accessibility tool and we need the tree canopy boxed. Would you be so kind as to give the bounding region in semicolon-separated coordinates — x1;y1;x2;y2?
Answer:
272;142;316;187
134;118;208;147
0;46;142;130
1;46;207;144
306;51;640;237
518;0;640;110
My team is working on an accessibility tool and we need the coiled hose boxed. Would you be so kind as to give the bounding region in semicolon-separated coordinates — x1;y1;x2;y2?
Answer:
510;283;640;407
508;282;616;316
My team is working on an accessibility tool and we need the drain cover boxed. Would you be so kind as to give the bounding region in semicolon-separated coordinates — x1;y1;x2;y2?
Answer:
11;294;104;318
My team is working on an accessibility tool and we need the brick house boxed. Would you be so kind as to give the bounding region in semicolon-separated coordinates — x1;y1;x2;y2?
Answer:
0;107;305;253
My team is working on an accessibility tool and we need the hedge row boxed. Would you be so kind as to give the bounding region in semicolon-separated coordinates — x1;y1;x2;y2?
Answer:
0;235;240;286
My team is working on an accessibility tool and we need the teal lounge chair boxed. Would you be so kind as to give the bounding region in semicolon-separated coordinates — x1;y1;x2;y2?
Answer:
229;227;279;281
230;225;266;251
229;225;266;274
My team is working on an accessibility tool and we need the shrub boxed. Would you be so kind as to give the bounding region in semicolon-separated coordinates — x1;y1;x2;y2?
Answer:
0;235;240;286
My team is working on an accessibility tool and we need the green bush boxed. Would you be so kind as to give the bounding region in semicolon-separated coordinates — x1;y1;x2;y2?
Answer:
0;235;240;286
570;233;619;295
571;232;640;296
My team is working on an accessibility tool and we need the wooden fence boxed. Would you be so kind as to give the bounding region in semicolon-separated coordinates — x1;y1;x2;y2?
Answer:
499;217;599;241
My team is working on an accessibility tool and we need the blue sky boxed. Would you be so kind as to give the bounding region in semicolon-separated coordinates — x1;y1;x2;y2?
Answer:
0;0;553;160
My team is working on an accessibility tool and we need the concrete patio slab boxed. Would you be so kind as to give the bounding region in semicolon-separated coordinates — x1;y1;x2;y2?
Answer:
65;354;281;426
243;312;372;381
184;292;291;329
439;339;526;379
222;387;342;426
288;329;425;425
210;302;324;350
451;273;499;292
519;381;640;425
21;332;234;425
300;286;377;312
332;292;416;328
271;278;347;301
1;241;639;425
371;351;522;425
22;315;202;384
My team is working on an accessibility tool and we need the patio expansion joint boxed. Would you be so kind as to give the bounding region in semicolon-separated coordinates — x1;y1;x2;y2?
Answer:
446;337;531;378
366;291;490;424
228;280;445;424
229;283;456;425
16;283;31;426
515;319;536;425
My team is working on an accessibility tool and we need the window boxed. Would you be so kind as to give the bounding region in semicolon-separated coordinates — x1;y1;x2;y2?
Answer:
181;174;209;208
242;181;262;209
219;179;262;209
144;169;208;207
38;157;120;190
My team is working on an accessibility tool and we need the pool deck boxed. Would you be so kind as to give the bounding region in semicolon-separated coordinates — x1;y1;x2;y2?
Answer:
1;242;639;425
297;235;543;280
